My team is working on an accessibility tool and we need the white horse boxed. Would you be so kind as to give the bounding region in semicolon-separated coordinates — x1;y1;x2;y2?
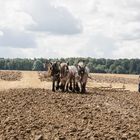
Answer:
77;62;90;93
60;63;81;92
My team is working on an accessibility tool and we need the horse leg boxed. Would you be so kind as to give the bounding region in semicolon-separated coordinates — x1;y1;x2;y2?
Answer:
69;79;72;91
61;82;65;92
66;83;69;92
75;82;80;93
81;83;86;93
52;80;55;92
65;79;70;92
56;78;60;90
72;78;75;93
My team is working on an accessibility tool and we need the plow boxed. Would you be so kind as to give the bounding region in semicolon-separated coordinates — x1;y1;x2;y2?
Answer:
88;75;131;92
88;85;129;92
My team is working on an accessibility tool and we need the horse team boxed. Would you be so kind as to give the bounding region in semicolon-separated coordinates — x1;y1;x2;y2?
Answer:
45;61;90;93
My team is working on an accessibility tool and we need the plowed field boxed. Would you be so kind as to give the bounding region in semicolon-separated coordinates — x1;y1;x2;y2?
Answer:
0;88;140;140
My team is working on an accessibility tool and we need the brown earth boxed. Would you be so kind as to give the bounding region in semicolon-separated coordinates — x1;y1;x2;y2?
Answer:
0;71;51;91
88;73;139;92
0;71;22;81
0;71;139;92
0;88;140;140
90;74;139;85
38;71;52;82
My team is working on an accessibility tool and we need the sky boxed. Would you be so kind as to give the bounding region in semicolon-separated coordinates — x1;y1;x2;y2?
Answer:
0;0;140;59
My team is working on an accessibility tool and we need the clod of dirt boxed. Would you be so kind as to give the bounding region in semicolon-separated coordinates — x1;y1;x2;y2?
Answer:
121;134;128;140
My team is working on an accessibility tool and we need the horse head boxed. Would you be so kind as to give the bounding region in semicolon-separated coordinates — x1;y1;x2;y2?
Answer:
60;62;69;79
77;62;86;77
50;62;60;77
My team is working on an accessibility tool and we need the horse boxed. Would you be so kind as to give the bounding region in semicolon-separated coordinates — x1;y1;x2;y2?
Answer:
60;63;81;92
59;62;69;92
45;61;60;92
77;62;90;93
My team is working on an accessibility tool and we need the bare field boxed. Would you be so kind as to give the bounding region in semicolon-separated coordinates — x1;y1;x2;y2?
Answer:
0;70;22;81
88;73;139;92
0;71;51;91
0;71;140;139
0;71;139;91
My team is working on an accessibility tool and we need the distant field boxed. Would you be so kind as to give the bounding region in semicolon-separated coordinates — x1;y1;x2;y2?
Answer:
0;71;51;91
88;73;139;92
0;70;139;91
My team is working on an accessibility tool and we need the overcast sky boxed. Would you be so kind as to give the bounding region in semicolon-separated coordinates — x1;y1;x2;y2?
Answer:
0;0;140;58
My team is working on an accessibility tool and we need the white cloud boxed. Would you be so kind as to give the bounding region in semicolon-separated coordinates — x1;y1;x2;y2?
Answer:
0;0;140;58
78;33;118;58
22;0;82;35
28;34;86;58
113;40;140;58
0;29;36;48
0;0;33;30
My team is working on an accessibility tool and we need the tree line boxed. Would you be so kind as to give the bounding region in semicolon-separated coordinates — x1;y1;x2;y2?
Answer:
0;57;140;74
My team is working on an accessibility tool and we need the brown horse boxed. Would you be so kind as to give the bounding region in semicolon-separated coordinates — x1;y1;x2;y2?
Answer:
44;61;60;92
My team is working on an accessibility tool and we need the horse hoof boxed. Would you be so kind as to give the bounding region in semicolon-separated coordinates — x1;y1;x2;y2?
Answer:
72;89;75;93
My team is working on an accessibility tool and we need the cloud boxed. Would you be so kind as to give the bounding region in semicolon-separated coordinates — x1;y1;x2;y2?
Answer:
0;0;140;58
0;29;36;48
23;0;82;35
0;0;33;30
78;33;118;58
0;47;26;58
34;34;85;58
113;40;140;58
120;32;140;41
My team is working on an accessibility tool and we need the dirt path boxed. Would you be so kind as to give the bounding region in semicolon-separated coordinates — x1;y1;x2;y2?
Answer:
0;71;51;91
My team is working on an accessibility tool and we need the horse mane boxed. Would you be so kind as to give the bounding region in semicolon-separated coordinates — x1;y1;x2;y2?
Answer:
78;62;85;68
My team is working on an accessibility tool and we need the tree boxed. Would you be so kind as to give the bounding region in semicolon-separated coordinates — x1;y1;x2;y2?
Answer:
136;64;140;74
116;65;125;74
129;59;137;74
95;64;106;73
105;59;114;69
109;64;117;73
121;59;129;74
1;57;140;74
32;60;44;71
87;62;94;72
0;59;5;70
